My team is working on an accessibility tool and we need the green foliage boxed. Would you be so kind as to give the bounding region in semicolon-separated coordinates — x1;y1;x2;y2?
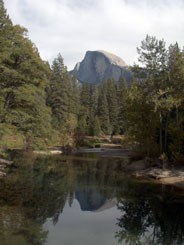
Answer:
105;79;119;133
93;116;101;136
98;85;111;134
77;82;91;134
46;54;80;148
0;123;24;149
1;0;184;162
117;78;128;134
125;81;159;156
77;79;125;137
0;1;52;149
59;114;78;148
126;35;184;162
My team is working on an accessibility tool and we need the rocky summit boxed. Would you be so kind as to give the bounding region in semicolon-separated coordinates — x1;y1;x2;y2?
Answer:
70;50;132;85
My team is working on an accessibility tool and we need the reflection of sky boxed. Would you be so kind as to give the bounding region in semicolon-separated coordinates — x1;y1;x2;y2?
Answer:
44;198;121;245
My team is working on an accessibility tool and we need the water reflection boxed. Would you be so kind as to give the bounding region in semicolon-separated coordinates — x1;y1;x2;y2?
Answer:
116;198;184;245
0;151;184;244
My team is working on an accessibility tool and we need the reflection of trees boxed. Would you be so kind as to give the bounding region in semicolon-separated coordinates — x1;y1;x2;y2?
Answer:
150;198;184;245
116;199;154;245
0;206;48;245
0;205;48;245
116;195;184;245
74;156;126;199
0;153;72;245
0;152;124;244
1;151;184;244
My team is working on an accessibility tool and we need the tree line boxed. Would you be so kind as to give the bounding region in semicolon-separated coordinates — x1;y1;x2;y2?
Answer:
0;1;124;150
46;53;128;146
0;0;128;150
1;1;184;163
126;35;184;162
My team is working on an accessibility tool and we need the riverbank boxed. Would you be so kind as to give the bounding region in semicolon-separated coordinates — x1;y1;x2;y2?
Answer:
2;142;184;192
76;146;184;191
132;167;184;191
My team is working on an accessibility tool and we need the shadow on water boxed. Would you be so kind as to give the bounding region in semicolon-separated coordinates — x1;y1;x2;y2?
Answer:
0;151;184;244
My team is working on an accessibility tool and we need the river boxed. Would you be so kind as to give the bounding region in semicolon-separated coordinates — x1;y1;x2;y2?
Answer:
0;150;184;245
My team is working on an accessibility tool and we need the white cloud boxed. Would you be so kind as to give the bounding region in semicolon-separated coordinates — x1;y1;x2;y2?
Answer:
3;0;184;70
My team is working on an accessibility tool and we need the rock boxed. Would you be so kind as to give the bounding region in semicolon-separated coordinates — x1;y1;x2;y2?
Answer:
0;158;13;166
147;169;164;179
0;171;6;177
0;165;6;170
126;159;149;171
70;50;132;85
33;150;62;155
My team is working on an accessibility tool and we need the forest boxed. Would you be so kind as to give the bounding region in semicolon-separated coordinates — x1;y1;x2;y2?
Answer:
1;0;184;163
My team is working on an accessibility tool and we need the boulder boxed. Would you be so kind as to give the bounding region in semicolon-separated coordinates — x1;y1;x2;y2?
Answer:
0;158;13;166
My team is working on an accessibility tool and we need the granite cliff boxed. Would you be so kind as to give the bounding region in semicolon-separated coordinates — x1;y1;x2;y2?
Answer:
70;50;132;85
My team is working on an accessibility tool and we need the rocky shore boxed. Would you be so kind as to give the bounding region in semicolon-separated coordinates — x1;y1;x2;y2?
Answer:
132;167;184;190
2;144;184;191
0;158;14;177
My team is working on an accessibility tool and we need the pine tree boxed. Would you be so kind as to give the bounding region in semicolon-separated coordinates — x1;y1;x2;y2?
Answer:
167;43;184;161
0;0;13;121
93;115;101;136
78;82;91;134
47;54;70;128
105;79;118;134
125;80;158;156
128;36;184;161
137;35;167;79
132;35;169;155
68;76;80;117
98;86;111;135
117;78;128;134
0;1;52;149
89;83;99;135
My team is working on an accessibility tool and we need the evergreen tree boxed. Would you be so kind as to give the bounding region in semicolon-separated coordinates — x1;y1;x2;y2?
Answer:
68;76;80;117
117;78;128;134
0;1;52;149
125;80;158;156
132;35;169;155
105;79;118;134
47;54;80;148
128;36;184;161
47;53;71;128
137;35;167;79
98;86;111;135
89;83;99;135
2;2;184;161
93;115;101;136
167;43;184;161
0;0;13;121
78;82;91;134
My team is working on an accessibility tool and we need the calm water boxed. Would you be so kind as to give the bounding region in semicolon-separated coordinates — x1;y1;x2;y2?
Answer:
0;151;184;245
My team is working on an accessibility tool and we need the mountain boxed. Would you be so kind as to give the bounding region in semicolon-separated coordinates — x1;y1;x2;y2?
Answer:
70;50;132;85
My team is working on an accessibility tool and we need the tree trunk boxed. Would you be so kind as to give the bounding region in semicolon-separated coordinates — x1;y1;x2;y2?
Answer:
164;115;169;152
159;112;163;153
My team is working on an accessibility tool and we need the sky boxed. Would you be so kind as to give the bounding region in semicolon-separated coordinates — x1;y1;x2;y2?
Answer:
3;0;184;70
